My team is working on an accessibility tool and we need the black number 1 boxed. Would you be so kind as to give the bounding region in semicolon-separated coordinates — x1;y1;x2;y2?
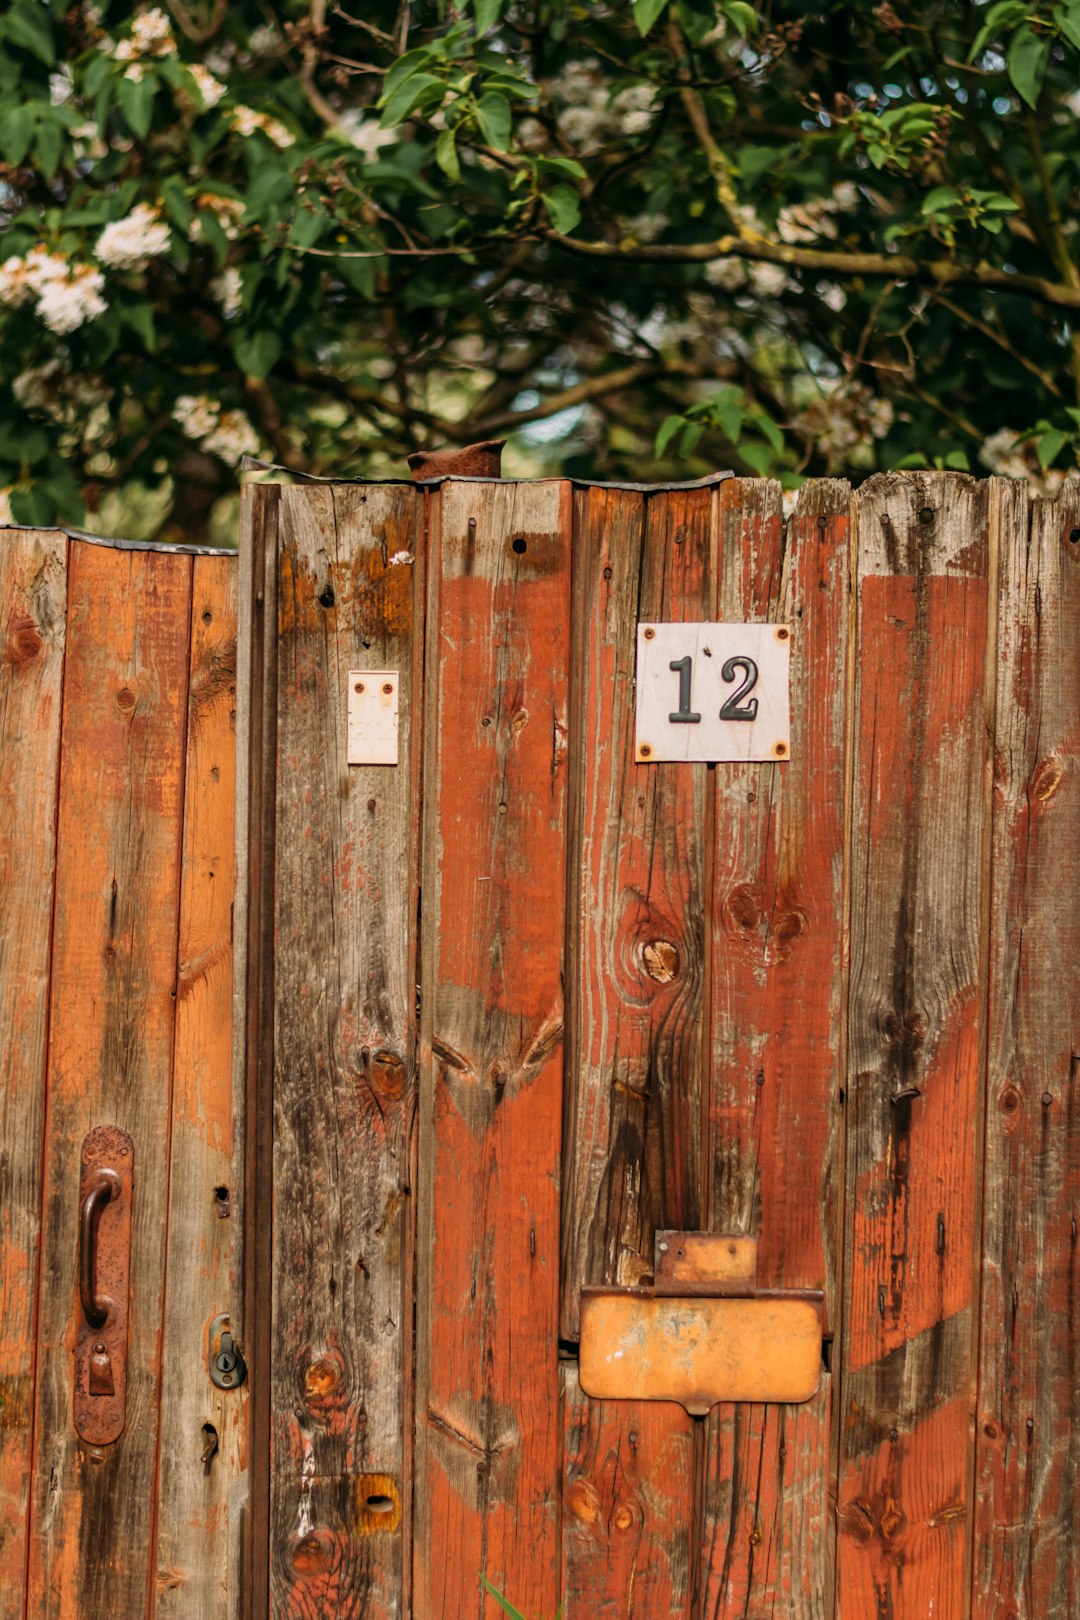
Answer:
668;656;701;723
719;656;759;721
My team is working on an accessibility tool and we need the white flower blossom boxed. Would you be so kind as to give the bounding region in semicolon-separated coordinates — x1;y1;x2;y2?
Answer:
13;360;63;408
194;193;245;240
776;197;838;244
553;64;655;153
173;395;257;464
49;69;73;105
832;180;859;210
113;7;175;60
123;61;147;82
188;63;227;108
781;487;800;520
817;280;846;313
36;264;107;333
95;203;172;269
979;427;1033;481
794;381;893;469
0;489;14;526
230;106;294;148
704;257;747;291
246;23;281;57
211;266;243;319
748;261;790;297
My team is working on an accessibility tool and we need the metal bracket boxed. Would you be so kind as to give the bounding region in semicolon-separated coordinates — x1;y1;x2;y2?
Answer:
579;1232;823;1414
208;1313;247;1390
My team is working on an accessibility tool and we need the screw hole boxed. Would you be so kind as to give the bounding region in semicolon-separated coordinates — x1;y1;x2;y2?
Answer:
365;1494;395;1514
1070;529;1080;544
511;536;527;555
214;1186;231;1217
319;587;335;608
918;506;934;525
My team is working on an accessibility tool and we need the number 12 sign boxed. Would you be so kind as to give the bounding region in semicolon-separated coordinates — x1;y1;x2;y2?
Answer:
634;622;792;763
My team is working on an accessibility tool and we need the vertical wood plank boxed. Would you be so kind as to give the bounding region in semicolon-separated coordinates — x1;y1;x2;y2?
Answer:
26;540;192;1620
0;530;67;1619
700;479;851;1618
972;481;1080;1619
558;486;711;1617
155;555;243;1616
234;482;281;1619
269;485;421;1619
835;472;994;1618
414;480;570;1620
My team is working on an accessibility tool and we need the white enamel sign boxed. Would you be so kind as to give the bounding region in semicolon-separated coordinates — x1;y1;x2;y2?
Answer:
347;669;399;765
634;623;791;763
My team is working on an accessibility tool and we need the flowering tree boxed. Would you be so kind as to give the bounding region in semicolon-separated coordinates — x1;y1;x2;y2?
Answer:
3;0;1080;540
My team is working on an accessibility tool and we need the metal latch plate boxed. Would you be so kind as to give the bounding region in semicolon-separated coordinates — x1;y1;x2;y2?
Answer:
578;1290;822;1413
347;670;399;766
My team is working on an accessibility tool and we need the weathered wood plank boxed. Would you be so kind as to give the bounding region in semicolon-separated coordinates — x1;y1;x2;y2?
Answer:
700;479;850;1618
234;481;281;1618
26;540;192;1619
972;480;1080;1619
561;1363;695;1618
835;472;993;1617
267;485;422;1619
155;554;244;1616
414;480;570;1620
558;485;710;1617
0;530;67;1619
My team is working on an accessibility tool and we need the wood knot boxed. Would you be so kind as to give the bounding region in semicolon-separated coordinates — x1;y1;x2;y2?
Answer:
642;940;679;982
7;615;42;664
304;1355;341;1401
725;885;762;934
999;1085;1021;1114
367;1049;406;1098
611;1501;636;1532
773;909;807;946
566;1479;600;1524
292;1532;331;1576
116;686;136;712
1031;755;1063;803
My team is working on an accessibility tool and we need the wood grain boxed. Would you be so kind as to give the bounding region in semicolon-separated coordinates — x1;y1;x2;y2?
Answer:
558;486;711;1617
701;479;851;1618
268;485;422;1619
26;540;192;1620
0;530;67;1618
155;554;244;1617
561;1363;695;1618
414;480;570;1620
835;472;994;1618
972;480;1080;1619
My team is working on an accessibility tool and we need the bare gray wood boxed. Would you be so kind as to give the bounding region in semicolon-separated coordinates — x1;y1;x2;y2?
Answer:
156;554;246;1617
0;530;67;1619
268;484;422;1618
972;479;1080;1619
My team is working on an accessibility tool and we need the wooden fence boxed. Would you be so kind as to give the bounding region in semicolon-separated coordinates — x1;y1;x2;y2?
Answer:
0;471;1076;1619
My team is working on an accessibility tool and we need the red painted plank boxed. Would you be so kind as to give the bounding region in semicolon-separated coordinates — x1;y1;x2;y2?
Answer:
414;480;570;1620
0;530;67;1620
700;479;850;1616
836;474;993;1617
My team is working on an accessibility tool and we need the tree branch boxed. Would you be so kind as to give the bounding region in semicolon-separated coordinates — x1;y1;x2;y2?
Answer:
542;230;1080;311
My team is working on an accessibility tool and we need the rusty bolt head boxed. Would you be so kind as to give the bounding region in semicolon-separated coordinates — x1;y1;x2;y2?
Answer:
774;741;788;757
776;626;790;641
638;743;652;759
382;682;393;695
643;626;656;640
355;681;365;694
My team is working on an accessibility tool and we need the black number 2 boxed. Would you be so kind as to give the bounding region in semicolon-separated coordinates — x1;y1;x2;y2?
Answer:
719;656;759;721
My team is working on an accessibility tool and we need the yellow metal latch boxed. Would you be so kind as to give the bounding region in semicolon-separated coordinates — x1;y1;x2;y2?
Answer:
578;1232;824;1414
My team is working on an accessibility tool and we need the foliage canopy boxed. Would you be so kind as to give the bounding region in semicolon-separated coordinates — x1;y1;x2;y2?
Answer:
3;0;1080;539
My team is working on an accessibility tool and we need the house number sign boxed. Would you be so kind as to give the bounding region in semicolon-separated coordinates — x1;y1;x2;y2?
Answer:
634;623;791;763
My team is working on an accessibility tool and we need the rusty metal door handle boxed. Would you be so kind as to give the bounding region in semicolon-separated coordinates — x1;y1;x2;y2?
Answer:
74;1128;132;1444
79;1167;120;1328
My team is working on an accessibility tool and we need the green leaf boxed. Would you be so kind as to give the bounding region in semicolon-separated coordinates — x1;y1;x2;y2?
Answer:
655;413;688;456
379;72;445;128
1055;2;1080;49
481;1580;528;1620
537;155;587;179
720;1;759;35
231;328;282;379
118;73;158;139
751;411;784;453
541;183;581;234
632;0;670;37
968;0;1027;61
119;300;156;351
160;176;194;233
1008;26;1050;107
922;185;961;215
1036;426;1068;467
1;0;56;64
0;102;36;165
740;439;774;475
473;0;503;34
10;485;56;526
475;91;511;149
33;118;64;181
435;126;461;181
